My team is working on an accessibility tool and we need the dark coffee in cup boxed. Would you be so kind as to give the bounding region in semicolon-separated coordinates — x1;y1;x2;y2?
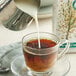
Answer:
23;39;58;72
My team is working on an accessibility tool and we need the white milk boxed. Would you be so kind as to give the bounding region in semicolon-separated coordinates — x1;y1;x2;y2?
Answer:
35;16;41;48
14;0;41;48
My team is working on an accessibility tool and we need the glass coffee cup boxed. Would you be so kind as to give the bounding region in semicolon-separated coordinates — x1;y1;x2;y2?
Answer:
22;32;69;76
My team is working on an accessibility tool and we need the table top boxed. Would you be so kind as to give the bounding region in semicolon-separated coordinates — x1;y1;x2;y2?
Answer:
0;18;76;76
67;54;76;76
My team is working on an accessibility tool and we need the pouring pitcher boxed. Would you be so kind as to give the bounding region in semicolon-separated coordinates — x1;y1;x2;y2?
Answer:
0;0;33;31
0;0;53;31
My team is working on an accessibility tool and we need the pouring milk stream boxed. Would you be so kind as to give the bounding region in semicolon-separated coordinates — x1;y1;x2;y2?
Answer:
14;0;41;48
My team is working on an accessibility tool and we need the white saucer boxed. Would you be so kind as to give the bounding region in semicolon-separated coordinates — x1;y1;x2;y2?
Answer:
38;5;53;18
11;55;70;76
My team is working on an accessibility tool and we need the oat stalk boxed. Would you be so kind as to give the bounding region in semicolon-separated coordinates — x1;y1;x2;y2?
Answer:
66;0;72;39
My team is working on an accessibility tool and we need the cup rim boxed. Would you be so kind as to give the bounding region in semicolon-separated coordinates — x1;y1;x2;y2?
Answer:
22;32;60;55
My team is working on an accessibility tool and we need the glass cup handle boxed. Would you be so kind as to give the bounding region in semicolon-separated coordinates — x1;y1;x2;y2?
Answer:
58;40;70;59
